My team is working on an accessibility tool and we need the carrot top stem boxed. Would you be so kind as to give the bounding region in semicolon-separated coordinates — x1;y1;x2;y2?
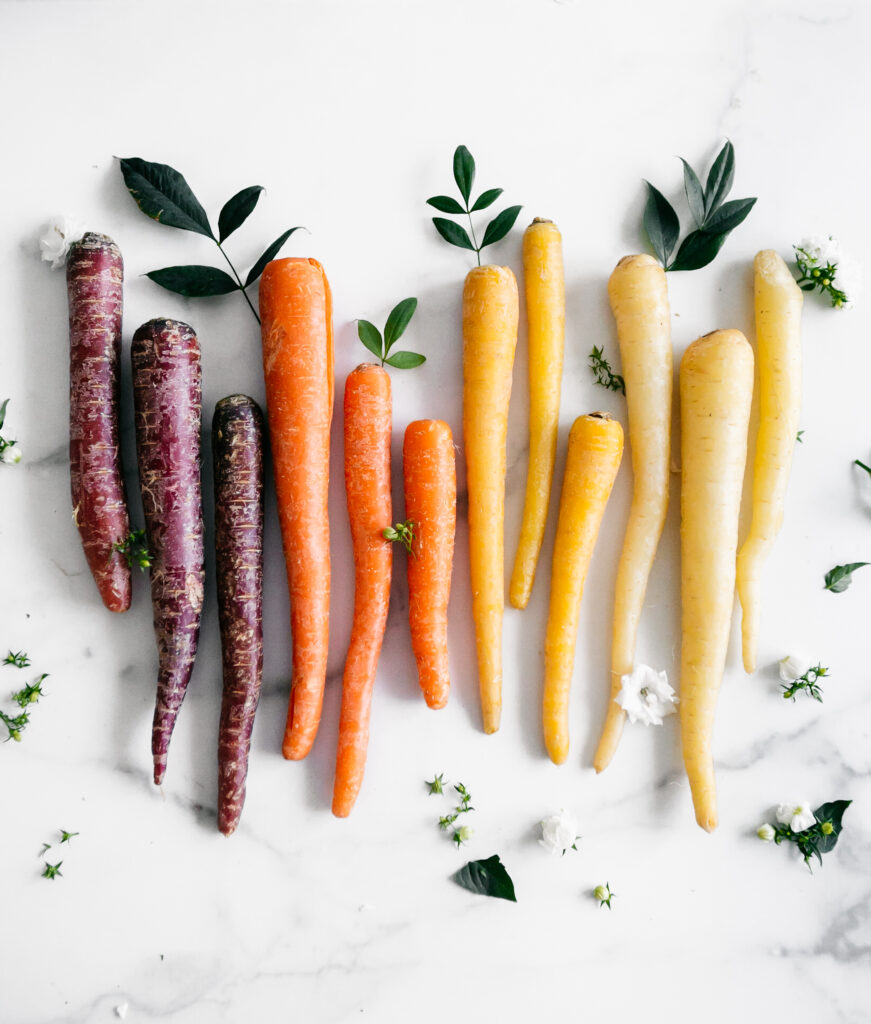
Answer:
383;520;415;555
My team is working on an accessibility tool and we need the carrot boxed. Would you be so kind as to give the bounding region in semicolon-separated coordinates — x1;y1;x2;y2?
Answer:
131;318;205;785
543;413;623;764
213;395;264;836
332;364;393;817
259;258;334;761
679;329;754;831
736;251;803;673
463;265;519;734
509;219;565;610
402;419;456;709
66;232;132;613
593;254;672;772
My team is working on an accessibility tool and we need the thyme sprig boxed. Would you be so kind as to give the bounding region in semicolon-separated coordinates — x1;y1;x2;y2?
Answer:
589;347;625;394
1;673;48;741
3;651;30;668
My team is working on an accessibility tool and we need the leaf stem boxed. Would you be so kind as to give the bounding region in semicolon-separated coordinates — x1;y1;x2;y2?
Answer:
216;242;261;325
466;209;481;266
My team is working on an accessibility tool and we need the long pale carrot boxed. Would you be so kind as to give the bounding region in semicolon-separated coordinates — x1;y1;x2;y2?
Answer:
259;258;333;761
680;329;754;831
463;265;519;734
736;250;803;673
333;364;392;817
543;413;623;764
402;419;456;709
509;218;565;609
594;254;672;772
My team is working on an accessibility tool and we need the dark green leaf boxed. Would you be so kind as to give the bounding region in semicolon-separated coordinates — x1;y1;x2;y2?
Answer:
470;187;503;212
453;855;516;902
385;350;426;369
668;229;728;272
119;157;213;239
244;227;302;287
800;282;817;292
357;320;383;361
824;562;869;593
427;195;466;215
218;185;263;242
433;217;475;252
145;265;238;297
680;158;706;228
384;297;418;349
703;196;757;235
642;182;680;267
704;140;735;220
0;398;8;431
453;145;475;205
814;800;851;854
481;205;523;249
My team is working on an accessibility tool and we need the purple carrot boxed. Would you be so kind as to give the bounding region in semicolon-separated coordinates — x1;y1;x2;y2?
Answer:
67;233;132;612
131;318;205;785
213;395;265;836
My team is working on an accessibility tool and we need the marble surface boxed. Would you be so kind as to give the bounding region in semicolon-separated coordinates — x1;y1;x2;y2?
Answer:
2;0;870;1021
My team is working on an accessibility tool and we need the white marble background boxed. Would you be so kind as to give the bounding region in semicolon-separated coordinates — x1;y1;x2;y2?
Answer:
2;0;870;1021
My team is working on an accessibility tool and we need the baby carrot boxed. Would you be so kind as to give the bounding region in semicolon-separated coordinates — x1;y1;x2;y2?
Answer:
543;413;623;765
259;258;334;761
332;364;392;817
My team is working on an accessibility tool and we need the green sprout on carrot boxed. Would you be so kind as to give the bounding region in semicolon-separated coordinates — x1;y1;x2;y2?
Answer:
383;521;415;555
113;529;151;571
357;298;425;369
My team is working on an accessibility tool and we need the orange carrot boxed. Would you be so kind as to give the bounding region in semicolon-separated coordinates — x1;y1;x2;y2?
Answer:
332;364;393;817
402;419;456;709
259;257;334;761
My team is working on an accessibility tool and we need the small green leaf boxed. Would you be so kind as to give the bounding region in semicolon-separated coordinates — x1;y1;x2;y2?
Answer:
680;159;706;228
453;854;516;902
642;182;680;267
357;320;383;361
244;227;302;287
384;297;418;349
668;229;728;272
703;196;757;235
119;157;213;239
824;562;870;593
0;398;8;431
814;800;851;854
480;205;523;249
145;265;238;297
427;195;466;215
218;185;263;242
453;145;475;205
432;217;475;252
385;351;426;370
470;187;503;212
704;140;735;220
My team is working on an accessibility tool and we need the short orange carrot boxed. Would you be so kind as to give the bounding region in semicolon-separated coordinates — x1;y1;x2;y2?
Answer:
259;257;334;761
402;419;456;709
332;364;393;818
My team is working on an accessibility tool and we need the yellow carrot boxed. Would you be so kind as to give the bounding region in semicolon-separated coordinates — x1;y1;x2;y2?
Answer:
543;413;623;764
736;251;803;673
680;329;754;831
463;264;519;734
594;254;672;772
509;218;565;609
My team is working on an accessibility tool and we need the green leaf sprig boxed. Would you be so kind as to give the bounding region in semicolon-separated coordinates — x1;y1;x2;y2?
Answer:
794;245;850;307
39;829;79;880
642;141;756;271
113;529;151;571
428;776;475;848
0;672;48;742
357;298;425;369
824;562;869;593
589;346;625;394
428;146;522;266
0;398;21;465
782;664;828;702
759;801;851;870
383;520;415;554
119;158;302;325
453;854;517;902
3;651;30;668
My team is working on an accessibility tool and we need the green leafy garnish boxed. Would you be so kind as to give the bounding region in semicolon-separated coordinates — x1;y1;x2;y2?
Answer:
428;145;522;266
426;774;446;795
594;882;615;909
357;298;425;369
762;800;851;870
119;157;302;325
794;244;851;308
383;521;415;554
41;861;63;880
3;651;30;669
589;347;625;394
824;562;869;593
453;854;516;902
642;141;756;271
432;779;475;846
0;672;48;741
113;529;151;571
782;664;828;702
59;829;79;844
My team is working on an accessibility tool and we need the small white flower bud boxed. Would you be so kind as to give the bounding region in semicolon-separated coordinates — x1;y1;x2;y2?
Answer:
757;823;775;842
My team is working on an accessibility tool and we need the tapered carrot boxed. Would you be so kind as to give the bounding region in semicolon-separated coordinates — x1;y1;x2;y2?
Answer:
594;254;672;772
463;265;519;734
402;419;456;709
680;329;754;831
259;258;333;761
510;219;565;609
736;251;803;673
543;413;623;764
333;364;392;817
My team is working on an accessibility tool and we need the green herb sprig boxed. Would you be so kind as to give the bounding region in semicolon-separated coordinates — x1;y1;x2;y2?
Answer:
113;529;151;571
0;399;21;465
824;562;869;593
119;158;302;325
589;346;625;394
794;246;849;307
782;664;828;702
428;146;522;266
429;775;475;848
642;140;756;271
1;673;48;741
383;521;415;554
3;651;30;669
760;801;851;870
357;298;425;369
39;828;79;879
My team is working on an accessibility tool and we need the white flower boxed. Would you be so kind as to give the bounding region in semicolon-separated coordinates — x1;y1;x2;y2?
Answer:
39;215;85;269
776;801;815;833
114;1004;129;1020
757;823;776;842
615;664;677;726
799;234;841;268
832;253;863;308
779;654;811;684
539;809;578;855
0;444;21;465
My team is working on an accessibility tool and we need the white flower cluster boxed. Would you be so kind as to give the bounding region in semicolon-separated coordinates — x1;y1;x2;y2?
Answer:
757;800;815;841
0;444;22;464
616;664;678;726
778;653;811;684
39;215;85;270
539;809;579;855
797;234;863;309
